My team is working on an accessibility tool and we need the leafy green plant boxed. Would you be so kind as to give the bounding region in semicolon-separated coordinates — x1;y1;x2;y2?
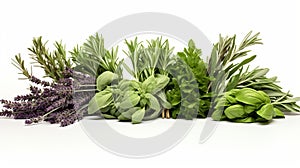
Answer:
227;67;300;112
176;40;211;117
212;88;285;122
166;56;200;119
115;75;171;123
87;71;171;123
208;31;300;119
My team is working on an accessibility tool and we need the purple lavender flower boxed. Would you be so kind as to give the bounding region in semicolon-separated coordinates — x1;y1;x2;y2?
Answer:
1;68;95;127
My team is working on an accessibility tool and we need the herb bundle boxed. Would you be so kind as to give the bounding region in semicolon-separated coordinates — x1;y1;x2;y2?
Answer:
1;32;299;127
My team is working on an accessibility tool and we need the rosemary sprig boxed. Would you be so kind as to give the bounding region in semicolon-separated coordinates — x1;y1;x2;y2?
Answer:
12;54;31;78
27;37;72;81
12;37;72;82
208;31;262;94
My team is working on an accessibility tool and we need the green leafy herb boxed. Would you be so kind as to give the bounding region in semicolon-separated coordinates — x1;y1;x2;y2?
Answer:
12;37;72;81
70;33;119;78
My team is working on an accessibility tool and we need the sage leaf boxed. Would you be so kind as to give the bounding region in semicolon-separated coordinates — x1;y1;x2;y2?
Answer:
88;90;113;114
132;108;146;124
118;92;140;109
151;74;169;94
96;71;118;91
102;114;116;119
145;93;161;112
156;91;172;109
142;76;156;91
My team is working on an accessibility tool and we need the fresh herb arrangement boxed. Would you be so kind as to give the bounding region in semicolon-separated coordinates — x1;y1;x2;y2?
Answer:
1;32;299;126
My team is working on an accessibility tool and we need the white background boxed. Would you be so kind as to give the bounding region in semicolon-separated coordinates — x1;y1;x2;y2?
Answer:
0;0;300;167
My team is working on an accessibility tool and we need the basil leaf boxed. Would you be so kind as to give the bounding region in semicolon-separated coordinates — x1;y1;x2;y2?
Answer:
244;105;257;114
274;108;285;118
235;88;265;106
234;117;256;123
224;104;246;119
256;103;274;121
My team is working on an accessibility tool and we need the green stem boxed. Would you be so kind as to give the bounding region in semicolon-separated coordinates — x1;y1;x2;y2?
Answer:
43;106;63;118
79;84;96;87
77;103;89;112
74;89;97;93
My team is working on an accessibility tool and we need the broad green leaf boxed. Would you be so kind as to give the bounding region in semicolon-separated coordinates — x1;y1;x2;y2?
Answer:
244;105;256;114
102;114;116;119
151;74;169;94
96;71;118;91
212;109;226;121
144;108;162;120
145;93;161;112
118;93;140;109
142;75;156;91
95;92;113;109
118;79;132;90
156;91;172;109
88;96;101;115
273;108;285;118
257;103;274;121
132;108;146;124
130;80;141;90
257;91;271;104
224;104;246;119
234;117;256;123
118;107;141;121
88;90;112;114
226;95;237;104
235;88;265;106
118;115;130;121
255;117;268;122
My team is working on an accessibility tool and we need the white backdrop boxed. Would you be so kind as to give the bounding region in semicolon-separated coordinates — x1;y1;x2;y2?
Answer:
0;0;299;167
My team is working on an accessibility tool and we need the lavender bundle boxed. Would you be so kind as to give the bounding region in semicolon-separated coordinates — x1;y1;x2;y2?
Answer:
0;68;95;127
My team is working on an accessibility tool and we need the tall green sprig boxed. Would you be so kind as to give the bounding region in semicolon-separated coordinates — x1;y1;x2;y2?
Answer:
70;33;119;77
12;37;72;81
123;37;175;82
208;31;262;96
